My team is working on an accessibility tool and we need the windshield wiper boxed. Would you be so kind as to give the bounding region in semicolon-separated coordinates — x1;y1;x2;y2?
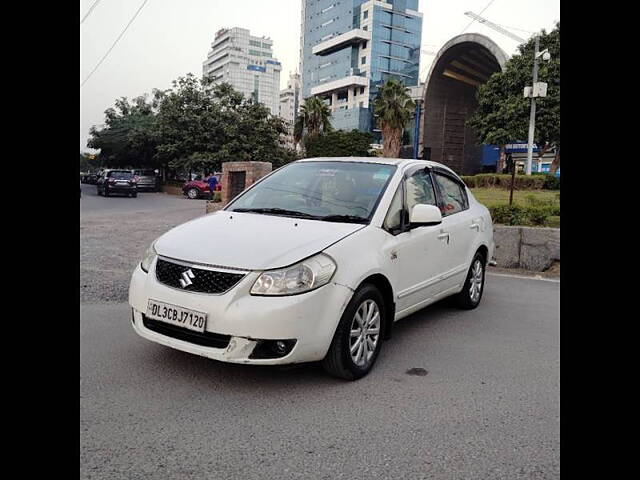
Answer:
230;208;318;219
318;214;368;224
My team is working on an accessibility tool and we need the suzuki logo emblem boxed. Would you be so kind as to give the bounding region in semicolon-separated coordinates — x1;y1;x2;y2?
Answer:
179;269;195;288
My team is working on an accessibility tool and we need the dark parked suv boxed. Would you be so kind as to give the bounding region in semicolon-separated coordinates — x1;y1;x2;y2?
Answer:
132;169;160;192
97;170;138;197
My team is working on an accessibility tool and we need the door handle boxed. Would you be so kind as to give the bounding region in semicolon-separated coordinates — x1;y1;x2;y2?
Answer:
437;232;450;244
470;223;480;231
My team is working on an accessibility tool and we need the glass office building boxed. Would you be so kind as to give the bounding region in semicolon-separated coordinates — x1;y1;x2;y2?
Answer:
203;27;282;116
300;0;422;140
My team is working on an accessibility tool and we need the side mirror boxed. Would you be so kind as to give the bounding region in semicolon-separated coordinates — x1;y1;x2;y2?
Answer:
154;169;159;174
410;204;442;227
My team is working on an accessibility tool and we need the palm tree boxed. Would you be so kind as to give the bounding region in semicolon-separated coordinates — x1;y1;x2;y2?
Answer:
373;79;415;158
294;96;333;145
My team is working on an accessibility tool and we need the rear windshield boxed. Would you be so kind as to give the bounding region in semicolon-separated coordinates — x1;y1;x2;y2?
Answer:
109;171;134;179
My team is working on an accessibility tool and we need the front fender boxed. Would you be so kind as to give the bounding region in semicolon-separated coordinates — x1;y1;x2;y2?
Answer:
324;226;396;297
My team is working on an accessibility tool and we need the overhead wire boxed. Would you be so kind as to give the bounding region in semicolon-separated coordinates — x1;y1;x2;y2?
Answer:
81;0;102;25
80;0;150;88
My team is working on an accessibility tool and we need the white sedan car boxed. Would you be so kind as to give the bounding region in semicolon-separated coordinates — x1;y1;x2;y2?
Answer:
129;158;494;380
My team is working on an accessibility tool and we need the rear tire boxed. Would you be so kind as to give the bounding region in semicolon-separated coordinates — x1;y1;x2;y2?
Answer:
454;251;486;310
104;187;109;197
132;191;137;198
322;284;386;380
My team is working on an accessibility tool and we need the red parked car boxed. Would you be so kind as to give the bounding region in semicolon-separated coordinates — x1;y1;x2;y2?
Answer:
182;174;222;199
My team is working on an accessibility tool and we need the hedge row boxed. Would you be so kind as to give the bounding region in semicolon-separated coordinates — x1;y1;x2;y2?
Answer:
460;174;559;190
489;201;560;227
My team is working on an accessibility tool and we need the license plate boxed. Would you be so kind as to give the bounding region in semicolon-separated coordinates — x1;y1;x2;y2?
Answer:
146;299;207;333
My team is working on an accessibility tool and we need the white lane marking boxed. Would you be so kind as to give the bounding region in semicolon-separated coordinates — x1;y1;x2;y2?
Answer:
487;272;560;283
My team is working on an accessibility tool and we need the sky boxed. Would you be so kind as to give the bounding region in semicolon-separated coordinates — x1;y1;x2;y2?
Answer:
80;0;560;152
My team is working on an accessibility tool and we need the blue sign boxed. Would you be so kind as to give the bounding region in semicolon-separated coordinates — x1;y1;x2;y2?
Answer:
266;60;281;66
481;145;500;165
247;65;266;72
505;142;539;153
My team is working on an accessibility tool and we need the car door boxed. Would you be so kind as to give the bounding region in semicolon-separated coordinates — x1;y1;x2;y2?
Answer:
380;166;451;315
432;170;478;292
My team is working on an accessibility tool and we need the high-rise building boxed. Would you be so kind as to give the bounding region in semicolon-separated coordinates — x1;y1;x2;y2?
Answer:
203;27;282;116
279;72;302;126
300;0;422;142
279;72;302;149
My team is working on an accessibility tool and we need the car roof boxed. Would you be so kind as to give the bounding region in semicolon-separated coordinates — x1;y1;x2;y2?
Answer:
296;157;460;177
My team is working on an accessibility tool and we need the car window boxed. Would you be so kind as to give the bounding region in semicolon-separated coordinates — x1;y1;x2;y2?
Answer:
405;169;437;216
227;161;396;221
383;184;404;233
110;171;134;180
433;173;468;215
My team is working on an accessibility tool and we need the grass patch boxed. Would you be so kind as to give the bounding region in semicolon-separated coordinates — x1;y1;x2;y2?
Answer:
471;188;559;208
471;188;560;227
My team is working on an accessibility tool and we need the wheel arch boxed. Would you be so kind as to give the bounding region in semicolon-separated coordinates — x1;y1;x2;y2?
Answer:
476;244;488;263
357;273;396;340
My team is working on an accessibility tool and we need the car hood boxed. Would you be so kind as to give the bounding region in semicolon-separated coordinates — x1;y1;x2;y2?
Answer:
154;211;366;270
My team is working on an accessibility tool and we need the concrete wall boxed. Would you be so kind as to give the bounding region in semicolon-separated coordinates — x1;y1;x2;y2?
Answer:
493;226;560;271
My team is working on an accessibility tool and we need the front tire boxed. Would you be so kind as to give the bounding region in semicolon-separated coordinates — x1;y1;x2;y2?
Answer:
322;284;385;380
454;251;486;309
187;188;199;199
103;186;109;197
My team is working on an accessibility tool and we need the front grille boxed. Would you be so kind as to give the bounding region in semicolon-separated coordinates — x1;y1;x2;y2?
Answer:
143;315;231;348
155;258;245;294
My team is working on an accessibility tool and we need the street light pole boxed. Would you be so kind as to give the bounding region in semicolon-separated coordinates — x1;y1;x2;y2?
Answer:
413;99;422;159
525;35;540;175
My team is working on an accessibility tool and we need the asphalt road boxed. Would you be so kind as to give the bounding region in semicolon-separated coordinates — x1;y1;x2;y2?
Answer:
80;275;559;480
80;183;212;303
80;183;559;479
80;182;205;217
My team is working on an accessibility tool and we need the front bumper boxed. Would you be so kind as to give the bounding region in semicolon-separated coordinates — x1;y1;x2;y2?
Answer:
128;261;354;365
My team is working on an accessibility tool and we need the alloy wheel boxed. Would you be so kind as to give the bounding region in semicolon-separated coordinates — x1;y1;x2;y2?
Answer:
349;299;381;367
469;259;483;303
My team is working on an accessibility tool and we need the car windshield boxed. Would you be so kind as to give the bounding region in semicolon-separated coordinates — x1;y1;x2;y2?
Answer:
110;171;133;179
134;170;155;176
227;161;396;223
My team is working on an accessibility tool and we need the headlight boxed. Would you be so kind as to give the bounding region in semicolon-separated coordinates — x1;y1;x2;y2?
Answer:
250;253;337;296
140;242;157;273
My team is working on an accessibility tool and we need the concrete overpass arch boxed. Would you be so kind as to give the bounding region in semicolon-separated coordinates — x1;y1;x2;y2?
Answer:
421;33;508;174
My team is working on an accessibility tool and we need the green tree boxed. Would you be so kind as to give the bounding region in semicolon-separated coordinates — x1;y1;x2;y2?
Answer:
373;79;415;158
152;74;223;173
153;74;292;173
304;130;373;157
469;22;560;172
79;153;90;172
87;94;158;169
294;96;333;145
87;74;295;178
